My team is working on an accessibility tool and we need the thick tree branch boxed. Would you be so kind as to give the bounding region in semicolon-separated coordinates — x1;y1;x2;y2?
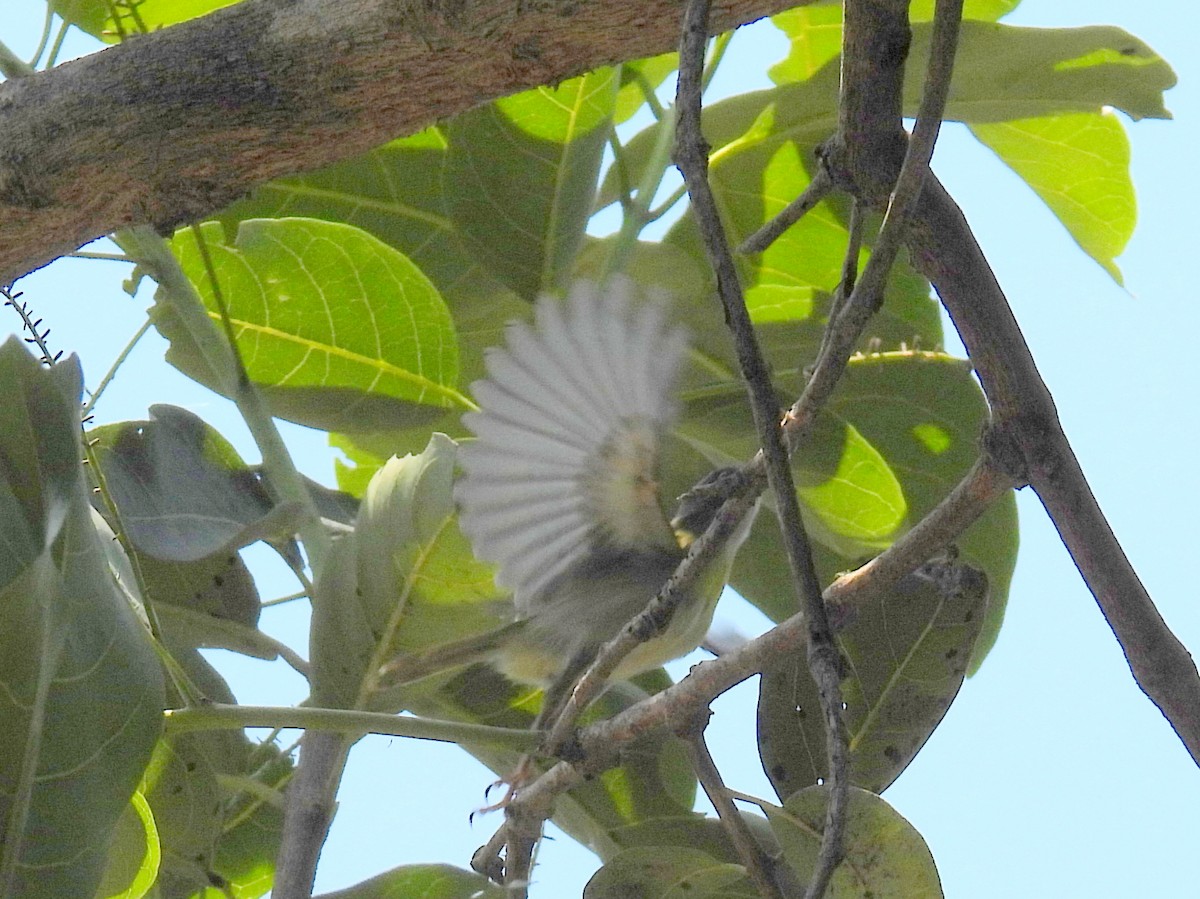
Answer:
0;0;802;283
824;0;1200;763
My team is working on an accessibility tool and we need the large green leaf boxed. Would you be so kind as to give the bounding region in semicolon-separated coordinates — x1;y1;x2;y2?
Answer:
445;69;617;297
0;340;165;899
316;864;505;899
770;0;1024;86
89;405;287;562
159;219;468;433
762;786;942;898
310;433;505;711
218;129;502;306
971;112;1135;283
908;22;1175;123
585;847;756;898
758;559;989;798
682;17;1170;288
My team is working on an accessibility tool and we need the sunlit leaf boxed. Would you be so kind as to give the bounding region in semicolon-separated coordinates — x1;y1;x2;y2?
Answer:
909;22;1176;122
219;129;502;305
971;112;1134;283
730;352;1018;666
95;791;159;899
310;434;504;711
51;0;241;41
143;732;291;898
445;70;617;297
160;219;467;432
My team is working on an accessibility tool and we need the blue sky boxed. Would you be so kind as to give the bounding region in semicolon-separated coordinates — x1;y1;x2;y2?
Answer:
4;1;1198;896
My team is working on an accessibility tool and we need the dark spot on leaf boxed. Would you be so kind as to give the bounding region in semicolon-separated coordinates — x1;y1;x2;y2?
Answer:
1120;46;1139;56
185;761;197;772
883;745;901;763
944;647;958;661
213;575;224;587
771;764;787;779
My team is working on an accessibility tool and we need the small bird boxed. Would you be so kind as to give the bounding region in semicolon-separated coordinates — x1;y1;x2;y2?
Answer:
451;278;759;721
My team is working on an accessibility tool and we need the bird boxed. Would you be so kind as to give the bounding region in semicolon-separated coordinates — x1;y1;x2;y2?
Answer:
448;277;760;725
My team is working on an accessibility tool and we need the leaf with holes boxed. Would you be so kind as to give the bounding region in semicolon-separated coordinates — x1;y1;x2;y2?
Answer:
762;786;942;898
759;560;989;798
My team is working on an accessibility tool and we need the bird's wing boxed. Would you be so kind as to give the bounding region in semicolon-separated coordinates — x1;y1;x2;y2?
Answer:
454;278;688;613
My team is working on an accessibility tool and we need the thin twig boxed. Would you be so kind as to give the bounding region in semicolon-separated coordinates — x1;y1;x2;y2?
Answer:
784;0;962;450
682;712;787;899
816;199;867;363
673;3;846;897
738;167;833;255
82;319;151;416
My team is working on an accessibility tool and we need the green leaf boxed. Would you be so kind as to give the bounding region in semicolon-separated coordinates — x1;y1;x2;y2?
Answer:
730;353;1019;661
445;69;616;297
51;0;242;41
584;847;755;898
218;129;503;305
0;340;165;899
310;434;505;710
142;732;290;899
910;0;1020;21
769;3;848;83
771;0;1019;86
828;354;1018;665
315;864;505;898
674;396;907;559
759;559;989;797
94;791;159;899
763;786;942;898
971;112;1134;283
160;219;467;432
89;405;294;562
910;22;1176;123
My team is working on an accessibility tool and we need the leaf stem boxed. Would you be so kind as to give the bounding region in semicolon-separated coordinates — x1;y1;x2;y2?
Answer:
164;703;538;750
114;225;332;575
82;318;152;416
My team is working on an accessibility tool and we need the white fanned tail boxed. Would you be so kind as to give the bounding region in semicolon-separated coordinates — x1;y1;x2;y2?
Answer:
455;279;688;614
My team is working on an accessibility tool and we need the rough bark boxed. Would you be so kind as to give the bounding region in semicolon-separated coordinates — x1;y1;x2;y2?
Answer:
0;0;799;282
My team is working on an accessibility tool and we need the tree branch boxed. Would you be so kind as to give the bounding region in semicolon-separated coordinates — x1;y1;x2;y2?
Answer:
673;2;846;895
471;450;1011;884
0;0;801;283
820;0;1200;764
